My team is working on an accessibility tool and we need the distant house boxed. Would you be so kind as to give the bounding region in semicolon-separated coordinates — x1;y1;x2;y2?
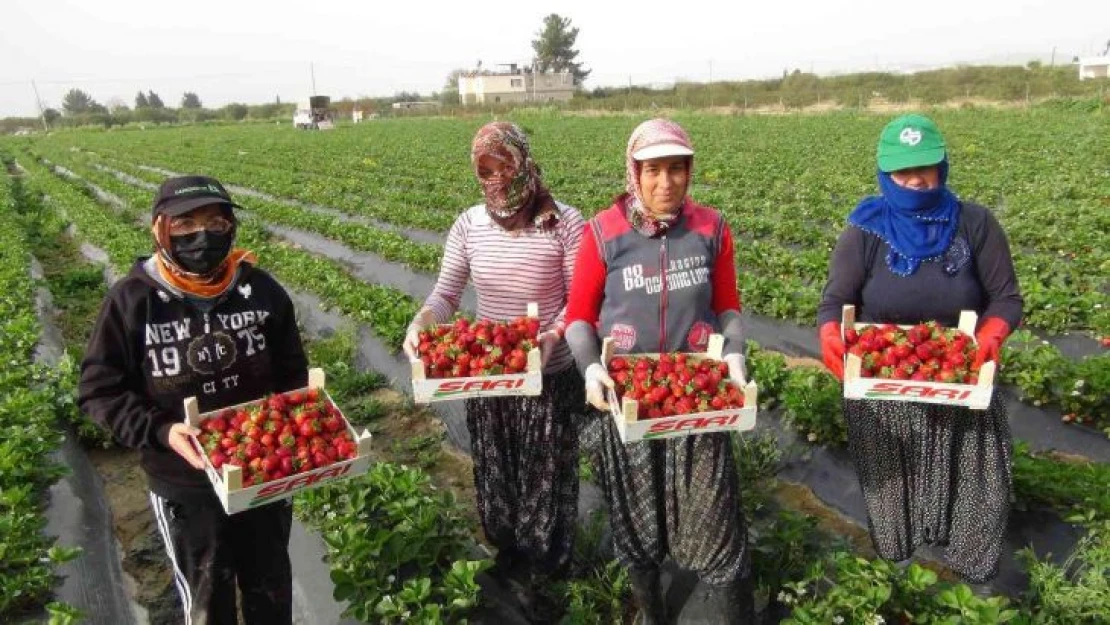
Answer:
1078;57;1110;80
458;65;575;105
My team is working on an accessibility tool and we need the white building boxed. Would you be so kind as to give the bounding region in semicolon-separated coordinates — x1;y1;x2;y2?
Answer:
458;67;576;105
1078;57;1110;80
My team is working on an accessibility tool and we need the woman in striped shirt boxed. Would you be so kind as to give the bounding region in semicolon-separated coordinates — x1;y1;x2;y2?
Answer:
402;121;585;617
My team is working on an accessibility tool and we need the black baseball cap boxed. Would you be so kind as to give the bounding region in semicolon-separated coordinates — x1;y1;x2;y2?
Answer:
152;175;241;218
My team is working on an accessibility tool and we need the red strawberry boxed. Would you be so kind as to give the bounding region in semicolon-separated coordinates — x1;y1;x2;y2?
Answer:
267;394;287;412
202;416;228;434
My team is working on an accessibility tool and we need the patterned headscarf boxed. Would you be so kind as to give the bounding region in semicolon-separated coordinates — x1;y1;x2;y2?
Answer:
151;210;257;298
470;122;557;228
625;118;695;237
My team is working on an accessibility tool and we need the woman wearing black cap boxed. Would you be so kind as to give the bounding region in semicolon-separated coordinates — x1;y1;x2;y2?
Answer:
818;114;1023;583
78;176;308;625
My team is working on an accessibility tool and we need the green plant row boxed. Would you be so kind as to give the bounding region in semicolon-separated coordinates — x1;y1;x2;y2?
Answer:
0;157;83;624
17;150;421;349
17;109;1106;335
1012;442;1110;519
297;332;488;622
12;170;112;447
37;147;445;275
782;515;1110;625
1001;330;1110;436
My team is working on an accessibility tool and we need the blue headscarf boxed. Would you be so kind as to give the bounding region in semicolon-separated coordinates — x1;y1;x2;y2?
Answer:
848;160;960;277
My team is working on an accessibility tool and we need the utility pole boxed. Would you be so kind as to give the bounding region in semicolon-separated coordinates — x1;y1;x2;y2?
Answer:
310;62;317;96
1050;46;1056;67
31;80;48;132
532;58;537;102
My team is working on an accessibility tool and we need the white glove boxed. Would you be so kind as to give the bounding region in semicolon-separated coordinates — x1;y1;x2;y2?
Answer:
584;363;615;411
403;309;435;359
724;353;747;385
536;330;560;367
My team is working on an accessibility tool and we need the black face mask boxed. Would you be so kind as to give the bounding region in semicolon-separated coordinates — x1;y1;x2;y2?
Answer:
169;230;233;275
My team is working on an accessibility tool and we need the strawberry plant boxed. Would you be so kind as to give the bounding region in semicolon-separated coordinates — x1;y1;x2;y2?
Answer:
746;340;790;410
1018;517;1110;625
295;464;488;623
0;159;82;622
781;366;846;446
1012;442;1110;518
780;553;1020;624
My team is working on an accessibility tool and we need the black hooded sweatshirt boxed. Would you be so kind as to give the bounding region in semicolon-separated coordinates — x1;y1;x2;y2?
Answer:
78;258;307;503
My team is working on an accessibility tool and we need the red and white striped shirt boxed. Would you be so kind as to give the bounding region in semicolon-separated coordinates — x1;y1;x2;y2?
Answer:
424;202;585;373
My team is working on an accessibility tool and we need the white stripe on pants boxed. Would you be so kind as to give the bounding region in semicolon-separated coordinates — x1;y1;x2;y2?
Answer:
149;491;194;625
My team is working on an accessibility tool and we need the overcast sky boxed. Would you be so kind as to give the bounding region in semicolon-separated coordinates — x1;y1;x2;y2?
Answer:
2;0;1107;117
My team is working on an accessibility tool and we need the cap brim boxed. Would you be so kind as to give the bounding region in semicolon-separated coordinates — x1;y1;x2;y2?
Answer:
155;196;239;217
878;147;946;173
632;143;694;161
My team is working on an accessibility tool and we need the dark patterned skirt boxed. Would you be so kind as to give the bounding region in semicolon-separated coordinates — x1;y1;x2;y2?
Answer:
580;411;749;586
465;366;584;575
845;394;1012;583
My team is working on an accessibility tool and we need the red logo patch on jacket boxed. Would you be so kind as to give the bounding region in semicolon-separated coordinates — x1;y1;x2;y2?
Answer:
687;321;713;351
610;324;637;352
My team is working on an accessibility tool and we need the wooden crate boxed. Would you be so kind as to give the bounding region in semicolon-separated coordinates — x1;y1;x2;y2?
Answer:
841;305;996;410
603;334;758;442
183;368;372;515
410;303;543;403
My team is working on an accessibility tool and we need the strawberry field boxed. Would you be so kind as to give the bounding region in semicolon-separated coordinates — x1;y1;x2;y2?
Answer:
2;105;1108;623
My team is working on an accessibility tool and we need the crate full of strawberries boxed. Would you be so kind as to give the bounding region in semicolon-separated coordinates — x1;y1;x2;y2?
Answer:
184;368;372;514
841;305;996;410
410;303;543;403
602;334;758;443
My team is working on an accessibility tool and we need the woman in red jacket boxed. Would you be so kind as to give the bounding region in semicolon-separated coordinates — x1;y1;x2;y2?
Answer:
565;119;753;624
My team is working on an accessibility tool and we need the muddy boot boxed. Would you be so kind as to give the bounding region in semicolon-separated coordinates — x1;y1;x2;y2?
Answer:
629;566;667;625
703;576;755;625
524;573;564;625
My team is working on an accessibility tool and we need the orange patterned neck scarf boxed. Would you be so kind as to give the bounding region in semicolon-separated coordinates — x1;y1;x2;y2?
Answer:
154;248;256;298
152;214;256;298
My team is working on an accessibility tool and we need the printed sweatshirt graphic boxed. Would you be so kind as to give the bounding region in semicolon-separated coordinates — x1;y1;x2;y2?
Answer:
78;259;307;502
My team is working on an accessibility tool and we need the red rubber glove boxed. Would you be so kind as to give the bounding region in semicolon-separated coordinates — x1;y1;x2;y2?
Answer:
973;317;1011;369
820;321;845;380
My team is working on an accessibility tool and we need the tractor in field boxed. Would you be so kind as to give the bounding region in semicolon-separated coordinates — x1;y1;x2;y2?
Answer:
293;95;334;130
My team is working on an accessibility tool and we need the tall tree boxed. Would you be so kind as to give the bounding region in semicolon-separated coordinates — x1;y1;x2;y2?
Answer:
531;14;590;85
107;97;130;113
61;88;97;115
135;91;149;108
147;90;165;109
441;68;467;104
181;92;202;109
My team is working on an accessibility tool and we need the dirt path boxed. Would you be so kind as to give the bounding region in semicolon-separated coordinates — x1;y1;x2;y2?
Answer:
86;448;180;623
